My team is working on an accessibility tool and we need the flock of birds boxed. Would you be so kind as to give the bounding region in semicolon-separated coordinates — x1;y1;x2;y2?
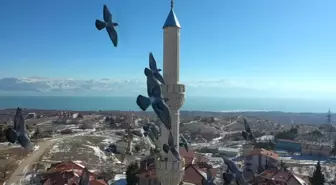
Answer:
136;52;182;160
1;4;260;185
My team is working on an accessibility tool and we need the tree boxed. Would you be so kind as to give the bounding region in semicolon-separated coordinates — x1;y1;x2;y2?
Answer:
278;160;288;172
126;162;139;185
330;140;336;157
310;161;325;185
32;127;41;140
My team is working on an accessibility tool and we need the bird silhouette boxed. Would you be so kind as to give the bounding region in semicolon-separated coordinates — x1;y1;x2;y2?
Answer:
136;68;171;130
162;132;181;160
78;167;90;185
202;168;215;185
222;156;248;185
6;108;32;149
241;118;256;145
147;123;160;140
95;4;119;47
179;134;189;152
149;52;165;84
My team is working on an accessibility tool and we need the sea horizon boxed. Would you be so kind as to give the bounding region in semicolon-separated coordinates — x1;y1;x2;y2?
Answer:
0;95;334;113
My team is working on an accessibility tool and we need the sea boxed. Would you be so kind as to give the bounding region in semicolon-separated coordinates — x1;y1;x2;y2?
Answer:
0;96;335;113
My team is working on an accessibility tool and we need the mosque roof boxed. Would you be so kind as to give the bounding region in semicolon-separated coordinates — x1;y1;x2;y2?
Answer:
163;8;180;29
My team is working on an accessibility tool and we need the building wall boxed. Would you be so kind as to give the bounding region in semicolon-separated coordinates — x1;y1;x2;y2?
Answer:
244;155;278;173
287;177;302;185
301;143;332;157
275;140;302;153
139;177;160;185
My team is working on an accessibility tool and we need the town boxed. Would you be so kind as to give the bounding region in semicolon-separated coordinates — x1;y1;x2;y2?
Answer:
0;108;335;185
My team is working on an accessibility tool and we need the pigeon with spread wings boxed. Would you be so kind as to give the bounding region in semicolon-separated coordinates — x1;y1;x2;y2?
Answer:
241;118;256;145
202;168;215;185
6;108;32;149
149;52;165;84
136;68;171;130
78;167;90;185
222;156;248;185
95;4;119;47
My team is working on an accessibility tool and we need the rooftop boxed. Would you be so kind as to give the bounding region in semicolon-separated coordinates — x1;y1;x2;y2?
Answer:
163;8;180;29
249;168;310;185
247;148;278;160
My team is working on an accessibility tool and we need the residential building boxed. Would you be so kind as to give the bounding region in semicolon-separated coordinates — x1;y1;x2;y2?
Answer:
301;142;332;157
244;148;279;174
249;168;310;185
41;161;107;185
275;139;302;153
137;148;218;185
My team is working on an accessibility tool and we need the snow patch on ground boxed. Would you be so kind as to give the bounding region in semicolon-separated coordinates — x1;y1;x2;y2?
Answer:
102;138;117;145
289;165;336;182
49;141;71;153
33;145;40;151
84;144;107;162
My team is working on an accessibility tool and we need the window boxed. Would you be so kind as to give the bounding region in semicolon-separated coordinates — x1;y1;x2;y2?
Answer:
245;155;252;160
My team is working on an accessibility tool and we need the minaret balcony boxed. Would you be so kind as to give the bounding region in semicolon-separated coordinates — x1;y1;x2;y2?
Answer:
162;84;185;110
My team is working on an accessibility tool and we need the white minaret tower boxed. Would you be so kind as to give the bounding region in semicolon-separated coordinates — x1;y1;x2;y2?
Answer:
155;0;185;185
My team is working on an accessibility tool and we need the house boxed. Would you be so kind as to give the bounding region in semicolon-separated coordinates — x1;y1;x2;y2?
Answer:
27;112;37;119
41;161;107;185
244;148;279;174
249;168;310;185
137;148;218;185
301;142;332;157
275;139;302;153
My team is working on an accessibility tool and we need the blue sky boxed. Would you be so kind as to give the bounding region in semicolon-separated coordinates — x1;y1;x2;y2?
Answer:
0;0;336;98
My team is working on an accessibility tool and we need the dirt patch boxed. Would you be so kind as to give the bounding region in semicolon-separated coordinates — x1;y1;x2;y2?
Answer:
41;136;120;172
0;147;30;184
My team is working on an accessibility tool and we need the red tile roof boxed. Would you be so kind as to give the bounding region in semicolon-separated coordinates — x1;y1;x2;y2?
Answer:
184;165;218;185
247;148;278;160
42;161;107;185
179;148;196;164
137;149;217;185
249;169;310;185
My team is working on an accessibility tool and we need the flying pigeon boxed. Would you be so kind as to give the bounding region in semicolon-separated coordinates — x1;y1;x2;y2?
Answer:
163;144;170;153
241;118;256;144
179;134;189;152
6;112;32;149
222;156;248;185
131;130;143;137
136;68;171;130
78;167;90;185
149;125;160;140
168;131;174;146
95;4;119;47
149;52;165;84
162;132;180;160
13;107;22;131
202;168;215;185
147;129;156;143
243;118;252;133
143;123;160;140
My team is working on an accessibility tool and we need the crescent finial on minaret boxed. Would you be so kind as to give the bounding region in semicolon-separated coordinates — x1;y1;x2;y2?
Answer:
171;0;174;9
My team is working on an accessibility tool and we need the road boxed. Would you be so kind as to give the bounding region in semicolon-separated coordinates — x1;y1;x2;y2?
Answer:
6;138;57;185
5;116;106;185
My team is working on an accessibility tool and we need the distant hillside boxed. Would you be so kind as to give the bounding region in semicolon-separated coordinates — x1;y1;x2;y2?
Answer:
180;111;333;125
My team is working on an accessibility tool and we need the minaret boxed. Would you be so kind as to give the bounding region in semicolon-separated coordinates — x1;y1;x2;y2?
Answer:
156;1;185;185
